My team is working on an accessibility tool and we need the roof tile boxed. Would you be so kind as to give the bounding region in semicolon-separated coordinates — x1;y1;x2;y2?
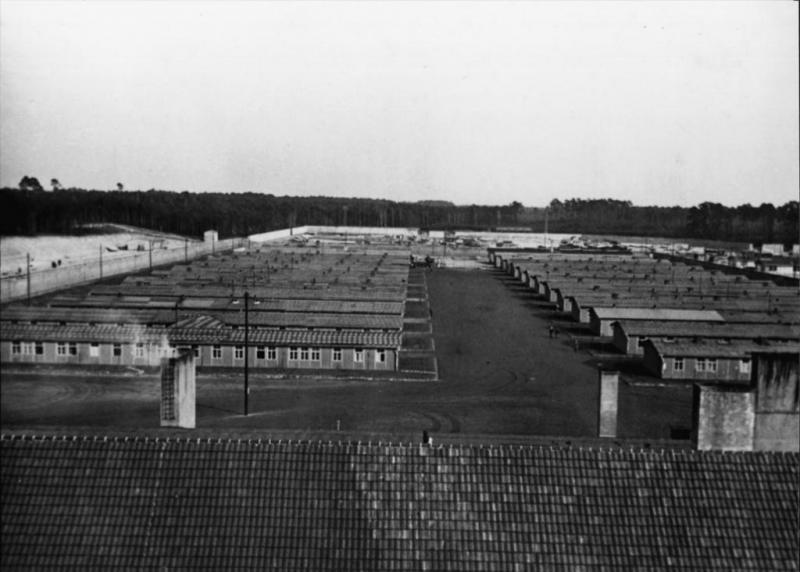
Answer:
1;432;797;570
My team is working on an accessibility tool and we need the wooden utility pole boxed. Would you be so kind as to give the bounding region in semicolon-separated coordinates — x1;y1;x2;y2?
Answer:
26;253;31;306
244;291;250;416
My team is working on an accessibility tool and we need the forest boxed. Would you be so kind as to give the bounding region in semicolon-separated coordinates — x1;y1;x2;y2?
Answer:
1;185;797;246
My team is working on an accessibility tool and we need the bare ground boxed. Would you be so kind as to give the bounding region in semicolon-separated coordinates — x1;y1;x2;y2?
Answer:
1;266;692;440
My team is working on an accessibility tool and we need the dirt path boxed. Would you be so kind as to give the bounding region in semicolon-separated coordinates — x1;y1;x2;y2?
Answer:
425;267;599;436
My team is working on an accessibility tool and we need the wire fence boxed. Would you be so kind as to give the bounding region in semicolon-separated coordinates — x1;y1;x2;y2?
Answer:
1;238;244;304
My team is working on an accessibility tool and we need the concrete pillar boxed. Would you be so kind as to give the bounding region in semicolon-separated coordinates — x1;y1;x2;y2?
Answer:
598;370;619;438
692;384;755;451
160;350;196;429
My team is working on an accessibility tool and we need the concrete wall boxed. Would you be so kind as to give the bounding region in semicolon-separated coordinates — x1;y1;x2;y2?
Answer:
1;238;243;304
754;414;800;452
753;353;799;452
690;353;798;452
755;353;800;413
693;385;755;451
248;226;308;243
305;226;419;237
252;225;420;240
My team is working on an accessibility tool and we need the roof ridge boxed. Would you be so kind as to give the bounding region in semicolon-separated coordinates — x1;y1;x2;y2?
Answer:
3;431;799;457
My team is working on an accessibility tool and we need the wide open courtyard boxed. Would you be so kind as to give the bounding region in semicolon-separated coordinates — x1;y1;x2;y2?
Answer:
1;267;692;441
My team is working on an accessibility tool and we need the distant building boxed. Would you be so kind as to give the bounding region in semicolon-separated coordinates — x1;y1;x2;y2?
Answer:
612;320;800;356
761;243;785;256
589;307;724;336
641;338;773;382
0;313;401;372
755;255;799;278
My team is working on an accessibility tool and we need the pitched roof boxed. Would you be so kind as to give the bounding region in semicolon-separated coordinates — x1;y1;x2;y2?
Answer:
591;307;725;322
0;305;175;325
235;329;401;348
220;311;403;330
90;283;407;302
173;314;227;330
646;338;800;359
1;320;402;348
0;322;167;344
613;320;800;340
2;432;797;570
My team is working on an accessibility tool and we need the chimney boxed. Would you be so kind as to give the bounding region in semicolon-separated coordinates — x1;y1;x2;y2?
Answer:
160;349;196;429
692;384;755;451
751;352;799;452
597;369;619;438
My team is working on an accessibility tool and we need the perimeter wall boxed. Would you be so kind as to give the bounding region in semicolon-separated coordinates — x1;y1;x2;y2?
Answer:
1;238;244;304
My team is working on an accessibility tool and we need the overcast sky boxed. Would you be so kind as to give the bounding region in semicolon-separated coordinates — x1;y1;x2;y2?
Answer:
1;1;797;207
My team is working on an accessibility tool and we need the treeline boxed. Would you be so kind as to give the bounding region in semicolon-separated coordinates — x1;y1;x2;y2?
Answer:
519;199;798;244
0;188;796;245
0;188;510;238
523;199;797;244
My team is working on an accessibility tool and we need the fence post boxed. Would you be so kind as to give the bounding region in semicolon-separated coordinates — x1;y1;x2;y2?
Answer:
99;244;103;280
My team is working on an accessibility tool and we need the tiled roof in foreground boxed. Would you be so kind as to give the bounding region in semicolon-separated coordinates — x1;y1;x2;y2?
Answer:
2;432;798;570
